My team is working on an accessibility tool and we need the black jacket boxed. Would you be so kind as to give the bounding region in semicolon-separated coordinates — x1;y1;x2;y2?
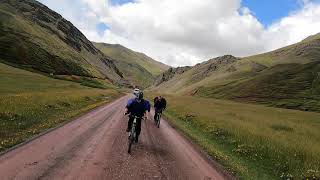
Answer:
154;98;166;109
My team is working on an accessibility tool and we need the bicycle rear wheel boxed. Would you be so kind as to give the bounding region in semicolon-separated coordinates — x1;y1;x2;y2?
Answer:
128;136;133;153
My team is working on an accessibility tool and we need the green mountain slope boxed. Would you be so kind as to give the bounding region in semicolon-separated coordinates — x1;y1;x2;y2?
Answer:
94;43;169;76
94;42;170;87
0;61;121;151
0;0;124;84
154;34;320;112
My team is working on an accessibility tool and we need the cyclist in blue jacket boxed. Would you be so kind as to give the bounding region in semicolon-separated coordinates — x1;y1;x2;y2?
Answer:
125;91;150;142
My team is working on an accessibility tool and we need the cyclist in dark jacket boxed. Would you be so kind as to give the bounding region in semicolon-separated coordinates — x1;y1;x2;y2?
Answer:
160;96;167;109
154;96;167;120
126;92;150;142
154;96;159;105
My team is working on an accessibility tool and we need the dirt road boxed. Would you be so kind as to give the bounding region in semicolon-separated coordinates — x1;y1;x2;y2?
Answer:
0;96;230;180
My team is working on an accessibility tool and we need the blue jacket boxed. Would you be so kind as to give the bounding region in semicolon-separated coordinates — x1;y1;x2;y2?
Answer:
126;98;150;117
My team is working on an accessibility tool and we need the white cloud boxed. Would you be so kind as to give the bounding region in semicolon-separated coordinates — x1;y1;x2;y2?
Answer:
38;0;320;66
264;2;320;51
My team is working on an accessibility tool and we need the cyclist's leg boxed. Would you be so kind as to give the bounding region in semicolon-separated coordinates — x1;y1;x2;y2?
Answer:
154;108;158;120
127;115;134;132
136;117;142;141
157;108;162;118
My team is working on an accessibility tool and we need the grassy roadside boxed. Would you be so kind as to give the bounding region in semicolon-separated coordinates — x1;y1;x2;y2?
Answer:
0;63;123;152
146;93;320;179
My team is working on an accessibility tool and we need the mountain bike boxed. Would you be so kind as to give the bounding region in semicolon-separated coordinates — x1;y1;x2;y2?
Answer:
154;110;162;128
128;115;139;154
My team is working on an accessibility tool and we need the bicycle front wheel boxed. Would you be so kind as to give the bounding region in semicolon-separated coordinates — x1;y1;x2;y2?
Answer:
128;128;135;153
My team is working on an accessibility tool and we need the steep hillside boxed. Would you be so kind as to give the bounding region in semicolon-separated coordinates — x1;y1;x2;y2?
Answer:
94;43;169;76
94;42;170;87
153;55;241;94
154;34;320;112
0;0;124;84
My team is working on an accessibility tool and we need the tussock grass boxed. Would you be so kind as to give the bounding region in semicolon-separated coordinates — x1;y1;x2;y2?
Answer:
147;94;320;179
0;63;122;151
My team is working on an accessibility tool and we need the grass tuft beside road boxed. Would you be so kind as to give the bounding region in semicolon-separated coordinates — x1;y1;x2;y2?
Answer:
0;63;123;152
146;94;320;180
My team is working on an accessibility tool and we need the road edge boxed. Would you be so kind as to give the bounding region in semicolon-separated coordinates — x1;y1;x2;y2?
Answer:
160;112;237;180
0;95;126;157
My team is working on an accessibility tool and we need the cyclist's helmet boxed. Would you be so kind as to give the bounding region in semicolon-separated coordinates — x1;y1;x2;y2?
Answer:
137;91;144;100
133;88;140;97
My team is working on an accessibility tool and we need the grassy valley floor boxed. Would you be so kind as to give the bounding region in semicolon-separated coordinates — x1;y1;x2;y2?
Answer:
0;62;123;152
146;94;320;180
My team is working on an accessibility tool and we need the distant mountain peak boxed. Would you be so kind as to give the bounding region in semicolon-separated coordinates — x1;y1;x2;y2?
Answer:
93;42;170;87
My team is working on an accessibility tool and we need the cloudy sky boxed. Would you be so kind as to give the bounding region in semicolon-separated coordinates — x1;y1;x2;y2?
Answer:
39;0;320;66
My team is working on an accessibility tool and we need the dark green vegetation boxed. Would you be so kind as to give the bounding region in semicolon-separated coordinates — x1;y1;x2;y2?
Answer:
0;0;124;84
197;61;320;112
146;94;320;180
153;34;320;112
0;62;122;151
94;42;169;88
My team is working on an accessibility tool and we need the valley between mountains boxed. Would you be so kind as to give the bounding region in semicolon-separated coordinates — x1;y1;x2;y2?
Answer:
1;0;320;179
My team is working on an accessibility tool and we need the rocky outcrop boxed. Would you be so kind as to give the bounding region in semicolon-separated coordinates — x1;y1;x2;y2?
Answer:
154;55;239;87
154;66;191;86
202;55;239;69
189;55;240;83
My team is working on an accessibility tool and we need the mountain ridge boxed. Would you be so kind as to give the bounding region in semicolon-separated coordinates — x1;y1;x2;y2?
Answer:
94;42;170;88
94;42;170;75
153;33;320;112
0;0;125;85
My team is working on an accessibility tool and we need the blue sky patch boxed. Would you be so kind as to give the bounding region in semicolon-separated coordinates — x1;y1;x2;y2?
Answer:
110;0;134;6
96;23;109;35
242;0;301;26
